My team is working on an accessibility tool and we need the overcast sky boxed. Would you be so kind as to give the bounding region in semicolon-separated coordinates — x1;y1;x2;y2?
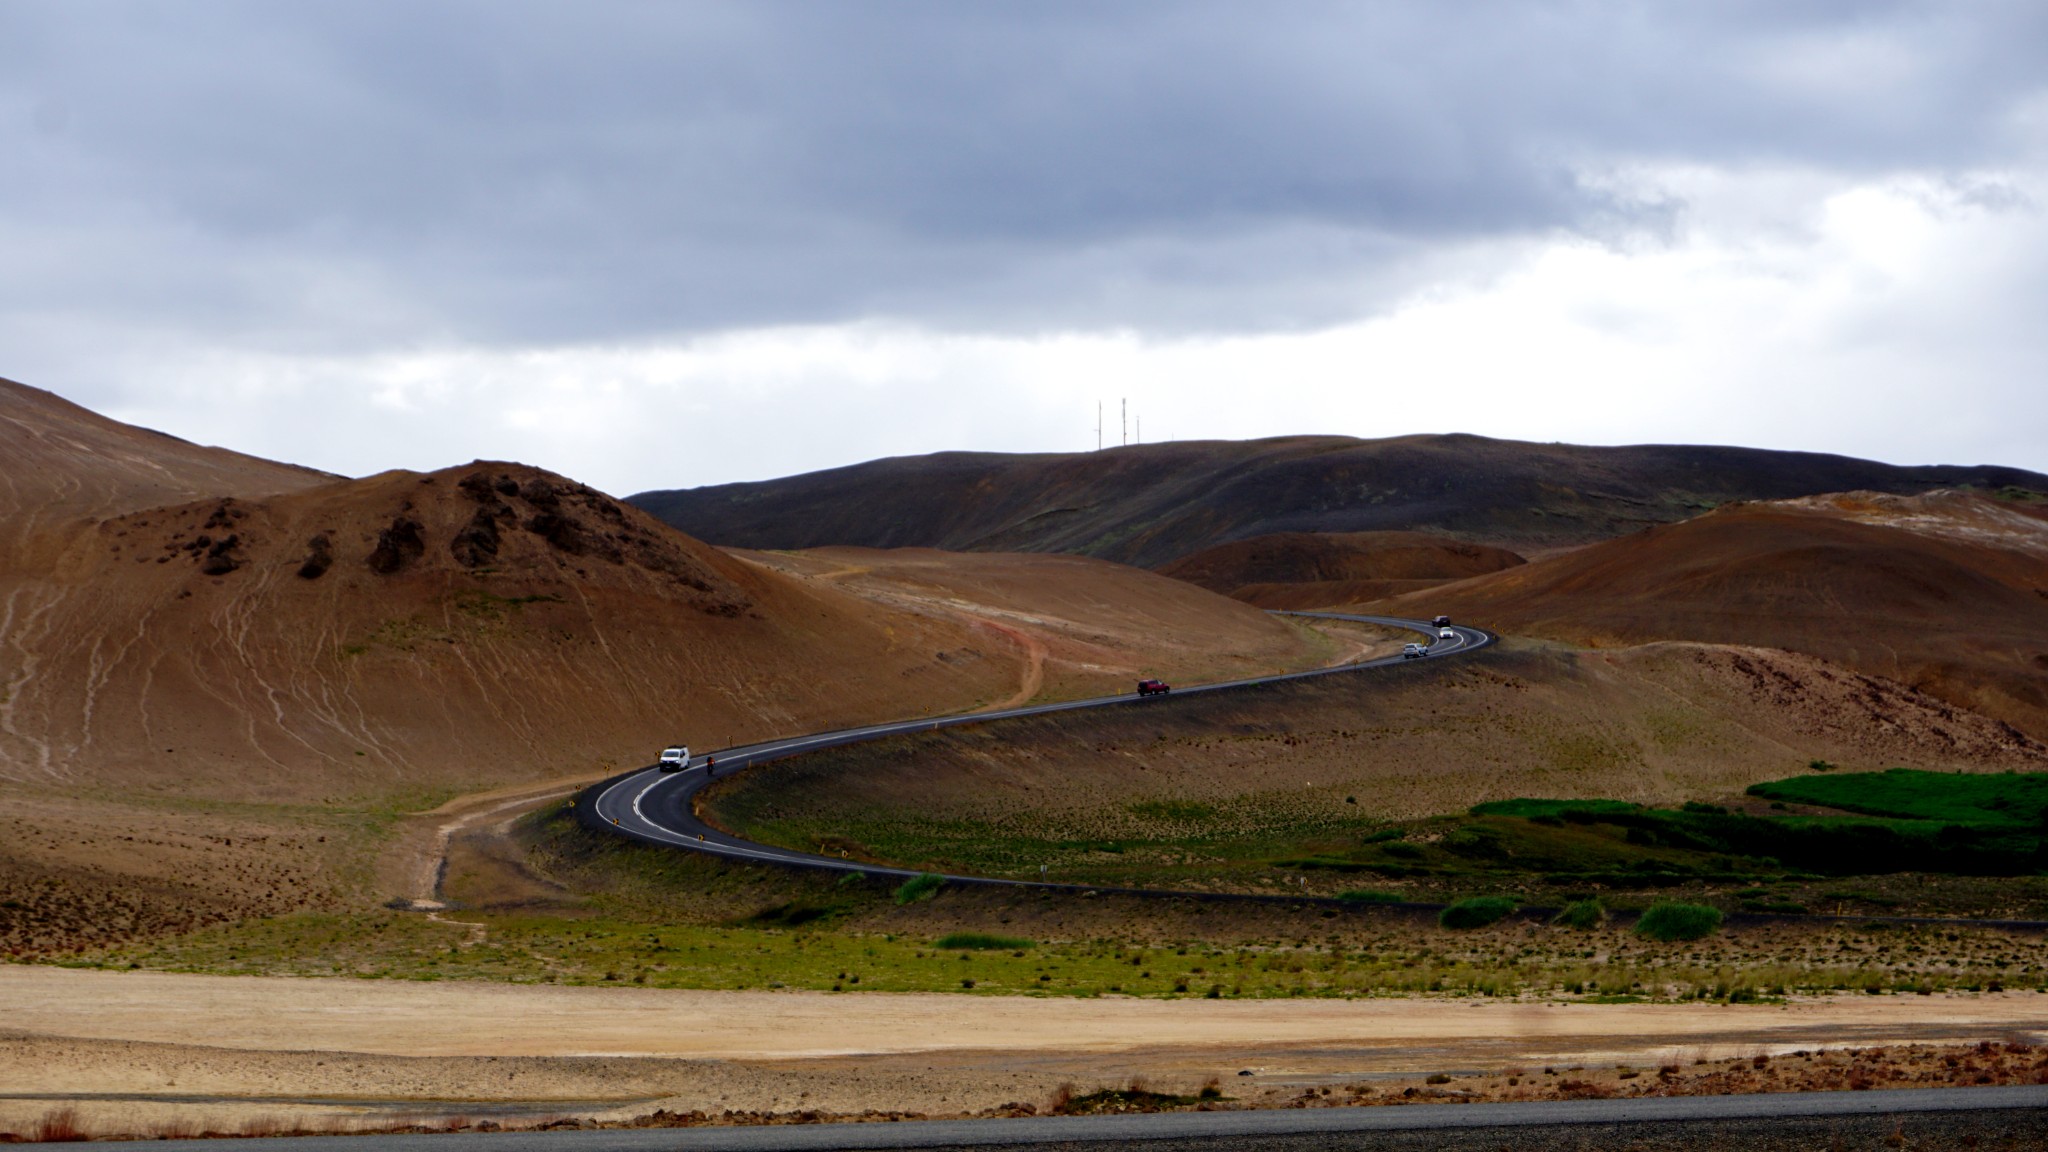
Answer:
5;2;2046;494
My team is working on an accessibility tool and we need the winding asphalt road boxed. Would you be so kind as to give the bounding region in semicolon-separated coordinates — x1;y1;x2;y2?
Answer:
583;613;1492;883
510;616;2047;1149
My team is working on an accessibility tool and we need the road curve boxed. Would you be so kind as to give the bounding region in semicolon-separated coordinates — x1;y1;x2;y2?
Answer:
582;613;1492;885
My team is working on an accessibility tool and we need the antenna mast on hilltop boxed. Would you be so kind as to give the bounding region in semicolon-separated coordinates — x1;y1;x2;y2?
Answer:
1122;398;1127;447
1096;402;1102;451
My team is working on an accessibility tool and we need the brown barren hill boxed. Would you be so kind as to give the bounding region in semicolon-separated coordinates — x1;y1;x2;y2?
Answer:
1158;530;1525;608
0;376;331;538
1374;490;2048;739
0;462;1035;803
741;546;1334;705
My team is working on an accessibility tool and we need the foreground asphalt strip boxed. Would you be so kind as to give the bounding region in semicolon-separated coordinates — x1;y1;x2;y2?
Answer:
132;1086;2048;1152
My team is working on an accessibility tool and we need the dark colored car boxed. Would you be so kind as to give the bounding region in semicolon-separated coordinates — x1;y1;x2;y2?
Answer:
1137;678;1171;696
1431;615;1452;628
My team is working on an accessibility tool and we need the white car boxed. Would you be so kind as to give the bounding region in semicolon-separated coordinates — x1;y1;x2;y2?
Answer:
1439;627;1456;639
1402;643;1427;659
658;745;689;772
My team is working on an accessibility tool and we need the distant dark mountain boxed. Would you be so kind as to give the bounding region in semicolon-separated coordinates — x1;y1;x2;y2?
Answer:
629;434;2048;568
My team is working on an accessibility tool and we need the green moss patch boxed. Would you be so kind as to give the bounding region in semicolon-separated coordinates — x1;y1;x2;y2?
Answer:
1552;899;1606;929
1748;769;2048;828
1636;902;1724;941
1439;896;1517;930
894;873;945;905
935;931;1034;951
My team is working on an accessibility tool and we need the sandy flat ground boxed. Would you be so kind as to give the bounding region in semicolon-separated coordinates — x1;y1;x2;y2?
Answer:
10;967;2048;1060
7;967;2048;1137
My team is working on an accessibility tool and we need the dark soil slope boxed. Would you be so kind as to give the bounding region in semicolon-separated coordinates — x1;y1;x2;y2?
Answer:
1158;529;1525;607
630;434;2048;567
1378;490;2048;739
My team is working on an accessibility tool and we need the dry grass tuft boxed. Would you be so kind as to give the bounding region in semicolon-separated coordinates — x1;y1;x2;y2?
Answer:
29;1109;87;1143
1047;1082;1075;1113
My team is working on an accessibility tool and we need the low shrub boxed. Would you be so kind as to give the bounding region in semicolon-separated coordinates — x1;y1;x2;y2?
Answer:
1335;889;1404;904
935;931;1033;951
1438;896;1517;930
746;901;843;927
34;1108;88;1143
1635;901;1723;941
1552;898;1605;929
1053;1084;1201;1115
894;873;945;905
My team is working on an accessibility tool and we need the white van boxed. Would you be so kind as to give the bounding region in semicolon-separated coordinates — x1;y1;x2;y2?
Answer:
658;745;689;772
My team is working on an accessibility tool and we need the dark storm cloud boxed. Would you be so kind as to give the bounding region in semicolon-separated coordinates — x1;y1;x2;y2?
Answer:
2;1;2044;351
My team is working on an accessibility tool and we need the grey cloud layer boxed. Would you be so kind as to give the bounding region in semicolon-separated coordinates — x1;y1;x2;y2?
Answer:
4;1;2045;353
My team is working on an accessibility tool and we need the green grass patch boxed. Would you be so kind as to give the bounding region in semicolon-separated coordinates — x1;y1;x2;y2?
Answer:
894;873;945;905
1552;899;1605;929
1439;896;1517;930
1453;789;2048;879
1335;889;1404;904
935;932;1034;951
1748;769;2048;828
1635;902;1723;941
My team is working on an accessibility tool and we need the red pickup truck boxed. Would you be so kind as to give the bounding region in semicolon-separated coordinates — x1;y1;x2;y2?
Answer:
1136;679;1172;696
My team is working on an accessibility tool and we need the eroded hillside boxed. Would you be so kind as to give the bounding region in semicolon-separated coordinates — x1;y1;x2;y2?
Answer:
0;463;1037;801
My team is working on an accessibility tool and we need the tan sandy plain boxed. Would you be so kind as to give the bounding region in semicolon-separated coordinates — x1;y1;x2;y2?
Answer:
6;966;2048;1137
12;967;2048;1060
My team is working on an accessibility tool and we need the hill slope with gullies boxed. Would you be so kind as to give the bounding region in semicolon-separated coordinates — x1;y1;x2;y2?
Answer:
0;376;331;541
629;434;2048;567
1374;490;2048;740
0;459;1041;802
